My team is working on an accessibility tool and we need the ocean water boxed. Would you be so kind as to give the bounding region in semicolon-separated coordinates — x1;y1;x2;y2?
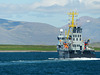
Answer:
0;52;100;75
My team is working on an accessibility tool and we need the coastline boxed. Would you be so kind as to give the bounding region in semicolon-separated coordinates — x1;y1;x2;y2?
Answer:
95;50;100;52
0;50;99;52
0;50;57;52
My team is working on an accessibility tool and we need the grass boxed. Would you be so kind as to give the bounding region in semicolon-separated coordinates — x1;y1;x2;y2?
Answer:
93;47;100;51
0;45;99;51
89;46;100;51
0;45;57;51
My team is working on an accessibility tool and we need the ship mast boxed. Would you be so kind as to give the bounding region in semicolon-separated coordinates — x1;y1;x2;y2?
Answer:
66;11;78;39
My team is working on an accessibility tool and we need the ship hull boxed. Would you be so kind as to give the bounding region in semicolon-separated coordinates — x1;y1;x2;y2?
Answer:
57;50;95;58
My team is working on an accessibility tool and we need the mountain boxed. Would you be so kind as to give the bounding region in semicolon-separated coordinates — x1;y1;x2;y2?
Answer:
0;19;59;45
0;16;100;45
62;16;100;43
78;16;100;42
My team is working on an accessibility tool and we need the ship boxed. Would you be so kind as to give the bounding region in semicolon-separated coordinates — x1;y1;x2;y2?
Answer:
57;11;95;58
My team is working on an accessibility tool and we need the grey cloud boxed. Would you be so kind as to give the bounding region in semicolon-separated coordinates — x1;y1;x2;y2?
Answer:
0;0;99;15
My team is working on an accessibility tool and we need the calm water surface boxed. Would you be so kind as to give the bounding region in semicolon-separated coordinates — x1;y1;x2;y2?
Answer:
0;52;100;75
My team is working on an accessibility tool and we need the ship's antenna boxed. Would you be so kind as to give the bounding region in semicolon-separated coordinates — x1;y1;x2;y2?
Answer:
66;10;78;39
68;11;78;28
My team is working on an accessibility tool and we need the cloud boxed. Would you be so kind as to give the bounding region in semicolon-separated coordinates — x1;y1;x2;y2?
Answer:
28;0;69;11
79;0;82;3
35;0;68;7
0;0;69;14
0;0;100;19
0;4;27;14
80;0;100;9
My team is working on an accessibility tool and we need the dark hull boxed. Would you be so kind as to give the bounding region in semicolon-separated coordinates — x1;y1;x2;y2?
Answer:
58;50;96;58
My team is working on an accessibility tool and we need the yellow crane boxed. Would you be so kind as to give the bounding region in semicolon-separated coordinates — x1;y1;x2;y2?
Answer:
66;11;78;39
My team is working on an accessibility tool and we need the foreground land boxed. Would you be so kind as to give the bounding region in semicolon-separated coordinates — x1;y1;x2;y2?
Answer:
0;45;99;52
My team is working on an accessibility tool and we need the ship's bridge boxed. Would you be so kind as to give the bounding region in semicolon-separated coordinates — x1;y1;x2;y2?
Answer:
72;27;83;50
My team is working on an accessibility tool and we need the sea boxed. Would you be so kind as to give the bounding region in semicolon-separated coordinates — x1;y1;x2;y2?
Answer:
0;52;100;75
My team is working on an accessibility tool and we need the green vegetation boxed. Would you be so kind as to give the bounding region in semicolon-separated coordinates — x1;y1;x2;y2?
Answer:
89;42;100;51
93;47;100;51
0;45;57;51
0;45;99;51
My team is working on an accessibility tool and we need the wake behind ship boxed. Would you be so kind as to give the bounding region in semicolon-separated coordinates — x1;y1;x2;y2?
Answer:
57;11;95;58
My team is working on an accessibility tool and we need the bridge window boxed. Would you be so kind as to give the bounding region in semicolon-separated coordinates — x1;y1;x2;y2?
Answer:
57;37;65;40
80;38;81;41
73;44;76;47
62;38;65;40
73;38;75;41
76;38;78;41
77;45;80;47
75;35;77;37
78;35;79;37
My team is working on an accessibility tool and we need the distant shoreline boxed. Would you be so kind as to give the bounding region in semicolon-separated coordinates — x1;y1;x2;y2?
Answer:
0;50;99;52
0;50;57;52
95;50;100;52
0;45;100;52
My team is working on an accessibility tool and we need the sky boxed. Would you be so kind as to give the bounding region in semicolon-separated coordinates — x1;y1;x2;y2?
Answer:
0;0;100;27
